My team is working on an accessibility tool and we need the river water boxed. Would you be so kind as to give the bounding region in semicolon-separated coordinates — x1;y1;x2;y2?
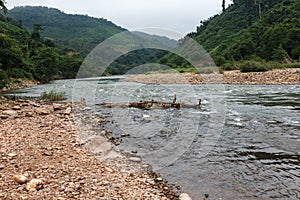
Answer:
6;77;300;199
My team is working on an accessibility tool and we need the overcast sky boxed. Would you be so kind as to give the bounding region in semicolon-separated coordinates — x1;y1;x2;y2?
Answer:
6;0;225;39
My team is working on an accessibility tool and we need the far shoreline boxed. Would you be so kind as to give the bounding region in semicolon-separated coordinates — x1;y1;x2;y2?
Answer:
1;68;299;96
125;68;300;85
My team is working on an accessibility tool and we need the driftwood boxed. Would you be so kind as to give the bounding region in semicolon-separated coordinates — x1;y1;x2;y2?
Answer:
96;95;201;110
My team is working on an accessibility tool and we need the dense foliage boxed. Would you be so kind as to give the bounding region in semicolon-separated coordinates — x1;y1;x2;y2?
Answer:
162;0;300;71
0;15;83;87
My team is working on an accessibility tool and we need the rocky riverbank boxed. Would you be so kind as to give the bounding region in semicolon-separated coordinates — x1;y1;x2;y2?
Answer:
126;68;300;84
0;98;181;199
0;79;38;93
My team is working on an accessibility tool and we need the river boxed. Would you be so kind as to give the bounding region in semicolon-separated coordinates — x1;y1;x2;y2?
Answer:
5;77;300;199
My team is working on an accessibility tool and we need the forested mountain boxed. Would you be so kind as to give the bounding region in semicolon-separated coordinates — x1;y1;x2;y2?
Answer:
5;6;176;76
0;5;177;88
7;6;126;55
162;0;300;70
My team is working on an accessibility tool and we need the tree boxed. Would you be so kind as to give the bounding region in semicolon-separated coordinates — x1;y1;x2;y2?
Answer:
31;24;43;41
0;0;8;14
222;0;226;12
32;47;60;83
0;34;25;71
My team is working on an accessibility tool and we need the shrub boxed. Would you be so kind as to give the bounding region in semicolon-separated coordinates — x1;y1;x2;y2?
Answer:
239;60;268;72
221;62;238;71
0;69;9;88
213;55;227;66
6;68;34;79
284;63;300;68
40;90;67;101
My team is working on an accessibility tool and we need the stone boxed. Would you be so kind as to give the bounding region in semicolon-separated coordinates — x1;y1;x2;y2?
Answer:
64;107;72;115
42;151;53;156
28;101;40;107
104;167;114;173
131;149;137;154
53;103;65;111
129;156;141;162
8;153;17;157
25;179;43;191
3;110;18;116
84;107;92;110
13;175;28;184
179;193;192;200
25;112;34;117
0;115;8;119
36;108;50;115
12;106;21;110
86;136;111;155
155;177;163;182
0;165;4;170
121;133;130;137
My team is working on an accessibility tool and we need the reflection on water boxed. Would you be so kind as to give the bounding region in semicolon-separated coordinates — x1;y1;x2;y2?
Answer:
5;78;300;200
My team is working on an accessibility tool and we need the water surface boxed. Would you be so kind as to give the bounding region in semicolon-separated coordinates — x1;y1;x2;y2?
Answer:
6;78;300;199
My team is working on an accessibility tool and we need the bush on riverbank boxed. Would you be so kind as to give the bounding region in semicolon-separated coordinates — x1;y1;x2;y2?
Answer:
40;90;66;101
238;60;268;73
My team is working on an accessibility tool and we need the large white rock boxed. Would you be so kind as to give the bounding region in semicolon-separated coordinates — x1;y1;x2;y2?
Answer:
179;193;192;200
85;136;111;156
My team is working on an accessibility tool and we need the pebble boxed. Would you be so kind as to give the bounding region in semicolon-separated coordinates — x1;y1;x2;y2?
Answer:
129;156;141;162
0;99;179;199
25;111;34;117
64;187;74;192
36;108;50;115
25;179;43;191
104;167;114;173
53;103;65;111
121;133;130;137
8;153;17;157
13;106;21;110
155;177;163;182
64;107;72;115
13;175;28;184
0;115;8;119
131;149;137;154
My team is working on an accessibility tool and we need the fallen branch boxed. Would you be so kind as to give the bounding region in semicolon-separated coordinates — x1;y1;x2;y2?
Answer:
96;95;202;110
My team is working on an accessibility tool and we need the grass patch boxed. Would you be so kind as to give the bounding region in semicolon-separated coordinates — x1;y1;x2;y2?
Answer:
40;90;67;101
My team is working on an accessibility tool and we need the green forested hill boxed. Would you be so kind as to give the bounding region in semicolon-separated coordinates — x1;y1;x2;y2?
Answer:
7;6;126;55
193;0;300;64
163;0;300;70
6;6;176;76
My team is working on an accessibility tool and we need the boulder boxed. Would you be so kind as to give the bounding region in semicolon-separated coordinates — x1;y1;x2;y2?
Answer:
179;193;192;200
85;136;111;156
